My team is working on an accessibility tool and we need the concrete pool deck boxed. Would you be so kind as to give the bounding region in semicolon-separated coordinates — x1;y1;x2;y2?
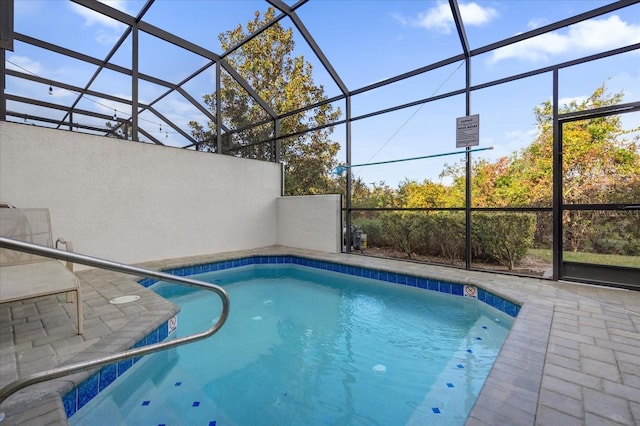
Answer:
1;246;639;425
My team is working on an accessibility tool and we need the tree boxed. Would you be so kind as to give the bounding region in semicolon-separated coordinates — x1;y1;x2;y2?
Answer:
440;84;639;209
438;84;639;254
438;157;513;208
519;84;639;206
189;8;341;195
526;86;640;253
329;175;375;208
397;178;448;208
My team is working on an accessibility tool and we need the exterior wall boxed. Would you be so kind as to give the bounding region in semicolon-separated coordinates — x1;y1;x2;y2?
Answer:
277;194;341;253
0;122;282;266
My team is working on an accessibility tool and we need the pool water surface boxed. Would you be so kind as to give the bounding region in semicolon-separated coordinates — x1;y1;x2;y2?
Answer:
70;264;513;425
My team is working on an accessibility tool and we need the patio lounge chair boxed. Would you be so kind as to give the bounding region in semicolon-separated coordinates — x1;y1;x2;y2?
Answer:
0;208;83;335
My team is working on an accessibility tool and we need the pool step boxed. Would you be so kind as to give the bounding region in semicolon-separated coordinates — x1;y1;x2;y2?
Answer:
406;314;507;425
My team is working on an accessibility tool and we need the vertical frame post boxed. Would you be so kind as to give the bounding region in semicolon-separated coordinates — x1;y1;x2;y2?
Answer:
464;61;472;270
274;118;281;164
131;22;139;141
0;49;5;123
0;0;13;121
345;95;352;253
450;0;473;270
216;61;222;153
0;0;13;52
552;69;562;280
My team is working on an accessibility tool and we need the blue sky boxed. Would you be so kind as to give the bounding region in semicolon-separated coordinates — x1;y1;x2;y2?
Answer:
6;0;640;187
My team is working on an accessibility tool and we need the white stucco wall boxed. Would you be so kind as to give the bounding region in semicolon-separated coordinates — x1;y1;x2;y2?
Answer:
0;122;282;265
277;194;341;253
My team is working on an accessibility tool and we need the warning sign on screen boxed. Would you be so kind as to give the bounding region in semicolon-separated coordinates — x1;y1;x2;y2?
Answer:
456;114;479;148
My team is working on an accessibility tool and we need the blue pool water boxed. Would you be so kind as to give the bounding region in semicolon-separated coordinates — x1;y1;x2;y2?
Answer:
70;264;513;425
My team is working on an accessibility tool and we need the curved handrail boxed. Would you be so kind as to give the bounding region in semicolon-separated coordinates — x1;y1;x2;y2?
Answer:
0;237;230;407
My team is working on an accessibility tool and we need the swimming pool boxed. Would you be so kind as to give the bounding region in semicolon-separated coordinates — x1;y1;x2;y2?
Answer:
68;259;516;425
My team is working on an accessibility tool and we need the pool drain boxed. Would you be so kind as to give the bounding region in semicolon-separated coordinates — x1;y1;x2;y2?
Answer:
109;295;141;304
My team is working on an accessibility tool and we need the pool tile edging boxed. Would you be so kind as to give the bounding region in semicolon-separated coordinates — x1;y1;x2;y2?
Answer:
62;319;175;418
139;254;521;317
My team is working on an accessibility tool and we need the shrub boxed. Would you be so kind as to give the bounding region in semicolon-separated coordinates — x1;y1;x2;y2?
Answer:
354;211;537;269
428;213;466;263
474;213;537;270
378;212;423;258
354;212;465;263
591;212;640;256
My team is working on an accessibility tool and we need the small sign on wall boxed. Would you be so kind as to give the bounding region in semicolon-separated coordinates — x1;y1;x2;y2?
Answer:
456;114;479;148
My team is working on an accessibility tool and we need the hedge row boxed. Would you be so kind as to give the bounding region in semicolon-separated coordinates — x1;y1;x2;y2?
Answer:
563;210;640;256
354;212;537;270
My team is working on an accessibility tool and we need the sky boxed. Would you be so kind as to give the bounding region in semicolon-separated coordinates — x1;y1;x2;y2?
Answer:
6;0;640;188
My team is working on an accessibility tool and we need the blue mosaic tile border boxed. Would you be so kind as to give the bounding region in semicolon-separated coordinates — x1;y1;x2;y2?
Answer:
138;255;520;318
64;321;171;418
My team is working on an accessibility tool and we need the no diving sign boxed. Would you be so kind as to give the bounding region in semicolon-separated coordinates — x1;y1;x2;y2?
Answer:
456;114;479;148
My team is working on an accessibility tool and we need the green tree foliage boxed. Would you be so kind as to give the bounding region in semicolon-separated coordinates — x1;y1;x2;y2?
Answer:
522;85;638;206
189;8;341;195
436;85;639;255
397;179;448;208
332;177;400;209
440;85;639;208
512;85;638;254
329;176;382;209
439;157;517;207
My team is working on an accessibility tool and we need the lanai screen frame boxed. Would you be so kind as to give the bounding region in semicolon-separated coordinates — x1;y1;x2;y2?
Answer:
1;0;639;288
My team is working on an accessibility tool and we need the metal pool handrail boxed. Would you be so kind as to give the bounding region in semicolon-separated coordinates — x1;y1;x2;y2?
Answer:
0;236;230;408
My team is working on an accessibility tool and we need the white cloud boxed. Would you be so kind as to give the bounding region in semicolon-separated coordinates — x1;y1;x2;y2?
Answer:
492;32;570;62
558;96;588;107
97;0;132;13
527;18;549;30
459;2;498;26
69;2;125;29
164;98;201;119
489;127;539;159
69;1;130;44
6;55;43;75
47;87;75;99
491;15;640;63
504;127;538;142
391;12;409;27
396;1;498;34
6;56;81;100
569;15;639;50
415;3;453;34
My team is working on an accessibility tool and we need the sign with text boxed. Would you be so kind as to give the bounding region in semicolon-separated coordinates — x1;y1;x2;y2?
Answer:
456;114;479;148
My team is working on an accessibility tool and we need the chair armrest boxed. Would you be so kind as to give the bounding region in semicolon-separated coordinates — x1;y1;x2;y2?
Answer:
55;238;74;272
